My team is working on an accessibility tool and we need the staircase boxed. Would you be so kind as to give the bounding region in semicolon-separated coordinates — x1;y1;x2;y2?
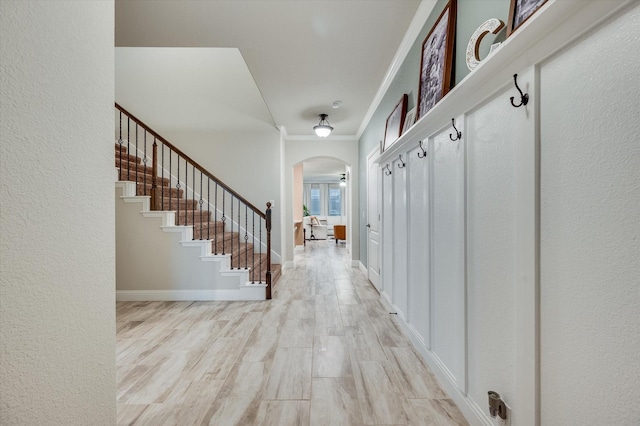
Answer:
115;104;281;300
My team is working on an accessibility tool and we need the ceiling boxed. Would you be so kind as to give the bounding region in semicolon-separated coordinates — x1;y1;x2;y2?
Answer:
115;0;423;139
302;158;346;182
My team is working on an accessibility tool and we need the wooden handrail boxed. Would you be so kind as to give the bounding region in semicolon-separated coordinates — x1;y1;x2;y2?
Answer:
115;102;266;219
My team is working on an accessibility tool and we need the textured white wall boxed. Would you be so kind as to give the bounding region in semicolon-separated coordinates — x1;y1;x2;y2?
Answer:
540;4;640;425
0;1;115;424
157;128;283;261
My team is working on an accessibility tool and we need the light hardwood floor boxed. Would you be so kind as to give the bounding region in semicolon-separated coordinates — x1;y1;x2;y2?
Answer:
117;240;468;425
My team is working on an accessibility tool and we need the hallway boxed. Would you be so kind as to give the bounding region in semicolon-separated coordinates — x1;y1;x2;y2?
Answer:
116;241;468;425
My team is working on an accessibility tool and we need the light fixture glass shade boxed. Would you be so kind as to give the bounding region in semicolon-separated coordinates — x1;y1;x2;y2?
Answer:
314;114;333;137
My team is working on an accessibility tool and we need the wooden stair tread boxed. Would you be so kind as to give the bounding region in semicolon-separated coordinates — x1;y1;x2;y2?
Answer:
115;159;153;174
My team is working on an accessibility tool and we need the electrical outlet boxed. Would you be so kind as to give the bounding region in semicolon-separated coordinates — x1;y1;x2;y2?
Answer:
491;402;511;426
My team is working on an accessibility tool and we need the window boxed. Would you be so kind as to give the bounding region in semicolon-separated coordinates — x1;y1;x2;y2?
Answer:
310;187;321;215
304;183;344;216
328;186;341;216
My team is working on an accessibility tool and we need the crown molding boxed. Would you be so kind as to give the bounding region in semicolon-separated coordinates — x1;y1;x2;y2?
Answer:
356;0;438;139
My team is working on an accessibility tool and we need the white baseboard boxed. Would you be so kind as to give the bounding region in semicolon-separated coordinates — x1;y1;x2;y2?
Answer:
380;293;494;426
116;288;265;302
358;261;367;276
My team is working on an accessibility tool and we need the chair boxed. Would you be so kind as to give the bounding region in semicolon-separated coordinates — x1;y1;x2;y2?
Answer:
334;224;346;243
303;216;327;240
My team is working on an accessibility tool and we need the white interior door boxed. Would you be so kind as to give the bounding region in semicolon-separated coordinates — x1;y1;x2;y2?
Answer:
367;149;381;290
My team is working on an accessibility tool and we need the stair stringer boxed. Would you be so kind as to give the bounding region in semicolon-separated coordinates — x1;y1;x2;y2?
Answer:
115;181;267;301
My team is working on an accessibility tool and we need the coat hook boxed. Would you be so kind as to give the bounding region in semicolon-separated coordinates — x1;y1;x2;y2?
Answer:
510;73;529;107
397;154;406;168
417;140;427;158
384;164;392;175
449;118;462;141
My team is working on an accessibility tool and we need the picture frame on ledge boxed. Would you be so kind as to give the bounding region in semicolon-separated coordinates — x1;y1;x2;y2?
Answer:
417;0;457;121
402;107;416;135
383;94;408;152
507;0;548;36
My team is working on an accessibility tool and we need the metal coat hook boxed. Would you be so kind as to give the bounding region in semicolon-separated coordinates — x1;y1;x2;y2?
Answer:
449;118;462;141
397;154;406;168
384;164;392;175
417;141;427;158
510;73;529;108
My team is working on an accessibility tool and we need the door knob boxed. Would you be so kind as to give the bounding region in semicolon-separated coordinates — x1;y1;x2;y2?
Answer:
366;224;371;228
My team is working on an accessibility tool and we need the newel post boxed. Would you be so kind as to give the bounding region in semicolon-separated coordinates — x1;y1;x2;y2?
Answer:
150;140;159;211
265;202;272;300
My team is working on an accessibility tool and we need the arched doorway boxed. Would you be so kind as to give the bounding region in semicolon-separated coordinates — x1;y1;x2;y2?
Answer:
293;157;351;249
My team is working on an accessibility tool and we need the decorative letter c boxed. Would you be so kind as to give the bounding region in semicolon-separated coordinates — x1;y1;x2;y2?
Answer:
466;18;505;71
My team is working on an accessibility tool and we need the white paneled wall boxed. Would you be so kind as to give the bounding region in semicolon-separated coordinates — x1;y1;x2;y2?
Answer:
392;156;408;318
381;166;394;305
407;144;430;347
466;91;518;414
380;84;527;424
375;2;638;425
431;127;466;392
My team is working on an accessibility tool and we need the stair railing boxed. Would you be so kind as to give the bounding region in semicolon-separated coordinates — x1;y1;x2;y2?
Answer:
115;103;272;297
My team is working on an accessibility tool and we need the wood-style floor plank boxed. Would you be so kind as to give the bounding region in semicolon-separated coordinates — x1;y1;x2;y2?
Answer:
116;240;468;425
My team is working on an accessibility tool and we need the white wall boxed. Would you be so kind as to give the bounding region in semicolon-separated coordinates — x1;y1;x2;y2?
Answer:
539;5;640;424
283;137;359;266
159;128;282;260
115;186;248;294
0;1;115;424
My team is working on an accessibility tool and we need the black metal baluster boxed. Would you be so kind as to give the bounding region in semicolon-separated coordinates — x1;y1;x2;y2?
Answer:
191;164;195;238
184;158;188;226
176;155;181;223
238;198;242;268
207;179;211;241
143;131;147;193
214;184;219;253
199;171;203;240
221;189;226;255
252;212;256;283
118;111;123;180
244;204;248;270
259;219;263;283
160;140;164;205
127;117;130;180
230;196;234;268
135;124;138;186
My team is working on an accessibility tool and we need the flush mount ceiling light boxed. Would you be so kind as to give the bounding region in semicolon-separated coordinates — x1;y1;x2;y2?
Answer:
313;114;333;138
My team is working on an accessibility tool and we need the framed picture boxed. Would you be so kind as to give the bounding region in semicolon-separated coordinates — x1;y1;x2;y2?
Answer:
417;0;457;121
383;94;408;152
507;0;548;36
402;107;416;135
